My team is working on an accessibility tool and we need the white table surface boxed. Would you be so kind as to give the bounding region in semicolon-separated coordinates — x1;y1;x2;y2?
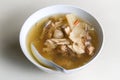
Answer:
0;0;120;80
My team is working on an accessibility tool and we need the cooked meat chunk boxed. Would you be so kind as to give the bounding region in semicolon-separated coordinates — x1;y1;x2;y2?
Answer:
41;14;95;61
66;14;78;30
45;20;52;27
87;45;95;55
50;38;70;45
40;20;55;39
55;45;76;57
55;45;68;56
85;41;91;46
72;42;85;54
53;29;64;38
55;21;63;27
69;23;86;43
43;39;56;53
44;39;56;49
64;26;71;35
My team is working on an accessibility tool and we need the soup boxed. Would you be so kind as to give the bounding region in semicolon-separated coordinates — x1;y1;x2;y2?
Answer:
27;13;99;69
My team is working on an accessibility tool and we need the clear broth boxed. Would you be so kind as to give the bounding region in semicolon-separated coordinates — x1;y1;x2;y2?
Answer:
27;14;99;70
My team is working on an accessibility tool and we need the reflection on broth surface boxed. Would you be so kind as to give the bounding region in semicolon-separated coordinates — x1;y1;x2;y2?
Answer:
27;14;99;69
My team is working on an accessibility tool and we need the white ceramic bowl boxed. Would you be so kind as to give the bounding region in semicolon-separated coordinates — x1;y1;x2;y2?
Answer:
19;5;104;73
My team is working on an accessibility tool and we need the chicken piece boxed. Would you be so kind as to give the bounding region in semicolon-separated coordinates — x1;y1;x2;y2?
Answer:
69;24;86;43
87;45;95;55
68;42;85;55
51;38;70;45
54;21;63;28
56;45;76;57
85;41;91;46
44;39;57;49
53;29;64;39
86;33;92;41
40;20;56;40
72;42;85;54
40;20;52;39
66;14;79;30
45;20;52;27
69;21;92;43
67;45;74;50
43;39;56;53
64;26;71;35
60;45;67;52
66;45;76;57
55;45;68;56
67;45;82;58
